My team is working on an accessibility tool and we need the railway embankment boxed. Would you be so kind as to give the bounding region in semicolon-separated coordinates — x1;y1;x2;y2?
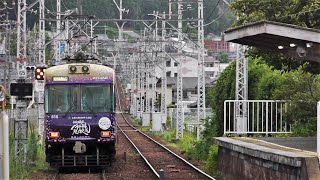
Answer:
214;137;320;180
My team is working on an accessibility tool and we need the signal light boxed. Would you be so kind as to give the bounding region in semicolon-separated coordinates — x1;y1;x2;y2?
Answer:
10;83;33;96
26;66;36;71
101;131;111;137
49;132;60;138
35;67;46;80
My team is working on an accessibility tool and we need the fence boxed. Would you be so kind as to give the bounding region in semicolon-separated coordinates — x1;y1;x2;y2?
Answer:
169;108;212;134
224;100;292;135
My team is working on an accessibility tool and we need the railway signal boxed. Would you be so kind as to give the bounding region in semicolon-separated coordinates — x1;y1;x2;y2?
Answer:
35;67;46;80
26;66;36;71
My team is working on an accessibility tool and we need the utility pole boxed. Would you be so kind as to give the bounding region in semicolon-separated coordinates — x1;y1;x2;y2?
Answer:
77;0;83;15
4;14;9;90
140;56;145;117
160;12;167;128
235;45;248;133
15;0;28;162
37;0;46;140
145;61;150;114
115;0;124;42
221;0;248;133
151;27;157;115
197;0;205;140
176;0;184;139
54;0;61;65
113;0;128;70
137;55;141;119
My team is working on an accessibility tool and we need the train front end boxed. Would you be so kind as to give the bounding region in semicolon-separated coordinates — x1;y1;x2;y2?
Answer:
44;63;116;167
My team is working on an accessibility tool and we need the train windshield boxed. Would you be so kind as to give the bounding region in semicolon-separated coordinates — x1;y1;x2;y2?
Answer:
45;84;114;114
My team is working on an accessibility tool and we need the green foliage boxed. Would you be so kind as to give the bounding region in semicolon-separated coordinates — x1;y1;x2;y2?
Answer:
19;0;234;36
133;118;142;126
270;65;320;136
27;123;39;162
10;122;49;179
230;0;320;29
217;52;229;63
206;61;236;137
207;58;320;137
291;119;317;137
203;144;224;179
166;115;172;129
104;27;119;40
187;139;210;161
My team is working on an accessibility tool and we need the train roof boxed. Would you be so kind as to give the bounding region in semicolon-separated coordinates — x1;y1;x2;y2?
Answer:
45;63;115;83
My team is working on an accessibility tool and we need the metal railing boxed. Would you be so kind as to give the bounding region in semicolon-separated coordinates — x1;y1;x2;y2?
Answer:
224;100;292;135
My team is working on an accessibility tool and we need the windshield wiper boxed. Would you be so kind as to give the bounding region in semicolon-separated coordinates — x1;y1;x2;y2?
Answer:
83;101;97;117
63;102;76;117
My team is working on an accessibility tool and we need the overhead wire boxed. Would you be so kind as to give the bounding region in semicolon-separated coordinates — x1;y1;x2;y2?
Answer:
175;0;222;51
204;0;221;22
188;8;229;28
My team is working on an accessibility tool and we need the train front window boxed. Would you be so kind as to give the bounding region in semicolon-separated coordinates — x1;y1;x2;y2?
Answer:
45;85;79;114
46;84;114;114
81;84;114;113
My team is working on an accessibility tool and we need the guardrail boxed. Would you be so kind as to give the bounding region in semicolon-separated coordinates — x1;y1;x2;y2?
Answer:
224;100;292;135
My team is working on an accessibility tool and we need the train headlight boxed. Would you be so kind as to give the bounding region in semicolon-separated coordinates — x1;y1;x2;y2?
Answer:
69;65;77;73
98;117;111;130
82;65;89;73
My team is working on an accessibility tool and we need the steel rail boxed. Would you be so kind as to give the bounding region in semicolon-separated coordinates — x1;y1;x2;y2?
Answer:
115;78;215;180
101;169;107;180
115;82;160;178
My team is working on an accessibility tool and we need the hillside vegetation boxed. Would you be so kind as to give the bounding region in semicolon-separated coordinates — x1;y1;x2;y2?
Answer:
13;0;234;36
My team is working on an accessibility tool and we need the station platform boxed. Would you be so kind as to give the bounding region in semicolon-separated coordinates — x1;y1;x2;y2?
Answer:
214;137;320;180
256;137;316;152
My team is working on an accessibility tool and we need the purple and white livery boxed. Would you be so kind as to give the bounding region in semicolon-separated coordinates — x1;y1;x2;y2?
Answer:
44;63;116;167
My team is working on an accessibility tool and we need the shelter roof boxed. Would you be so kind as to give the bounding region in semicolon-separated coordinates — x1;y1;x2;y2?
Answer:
223;21;320;62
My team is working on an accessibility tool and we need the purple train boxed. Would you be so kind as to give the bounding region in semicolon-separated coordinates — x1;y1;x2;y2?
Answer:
44;63;116;167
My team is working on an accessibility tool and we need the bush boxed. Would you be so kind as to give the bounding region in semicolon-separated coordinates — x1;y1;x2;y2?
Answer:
187;140;210;161
291;118;317;137
204;144;224;179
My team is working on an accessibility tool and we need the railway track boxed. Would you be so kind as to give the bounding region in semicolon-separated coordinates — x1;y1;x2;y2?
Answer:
115;80;215;180
52;169;107;180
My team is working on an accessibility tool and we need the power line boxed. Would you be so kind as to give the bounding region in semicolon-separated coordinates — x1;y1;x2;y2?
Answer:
204;0;221;22
188;8;229;28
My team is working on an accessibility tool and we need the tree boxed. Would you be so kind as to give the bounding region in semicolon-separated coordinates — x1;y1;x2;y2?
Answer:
230;0;320;29
217;52;229;63
205;61;236;136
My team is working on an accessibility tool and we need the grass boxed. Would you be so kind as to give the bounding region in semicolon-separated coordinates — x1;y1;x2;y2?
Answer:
9;123;50;179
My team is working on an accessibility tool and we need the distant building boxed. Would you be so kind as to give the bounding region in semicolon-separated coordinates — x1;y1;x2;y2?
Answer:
204;39;229;53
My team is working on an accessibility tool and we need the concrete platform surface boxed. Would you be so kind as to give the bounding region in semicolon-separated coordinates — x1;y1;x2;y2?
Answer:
256;137;316;153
